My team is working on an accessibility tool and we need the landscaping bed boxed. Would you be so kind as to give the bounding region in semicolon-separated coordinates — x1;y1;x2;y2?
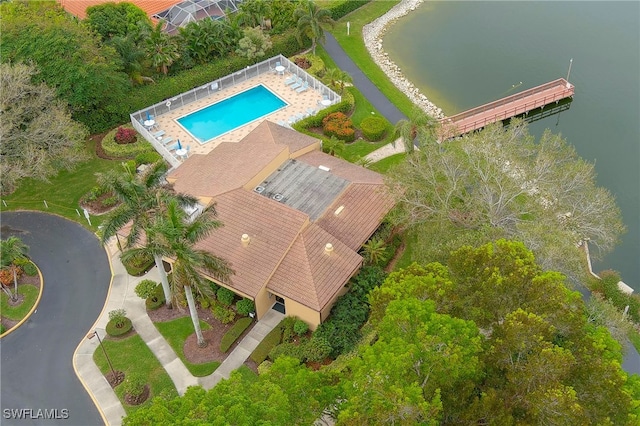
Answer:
0;270;41;335
149;304;256;375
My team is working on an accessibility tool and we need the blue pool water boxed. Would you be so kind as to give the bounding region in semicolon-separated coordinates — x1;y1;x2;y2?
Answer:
177;85;287;143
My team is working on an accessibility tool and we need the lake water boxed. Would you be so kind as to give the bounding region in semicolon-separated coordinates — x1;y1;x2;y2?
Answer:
384;1;639;289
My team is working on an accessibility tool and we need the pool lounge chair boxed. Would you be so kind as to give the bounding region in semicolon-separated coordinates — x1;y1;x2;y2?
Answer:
166;142;179;151
306;107;316;117
153;130;166;139
290;79;303;90
284;75;297;85
296;82;309;93
161;137;174;145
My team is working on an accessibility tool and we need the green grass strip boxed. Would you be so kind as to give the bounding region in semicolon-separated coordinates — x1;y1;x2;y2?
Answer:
368;152;406;173
0;139;121;230
329;0;416;118
220;317;253;353
1;284;39;321
93;334;178;415
154;316;220;377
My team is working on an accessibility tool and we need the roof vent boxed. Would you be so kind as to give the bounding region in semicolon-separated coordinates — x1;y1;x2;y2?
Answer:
241;233;250;247
272;193;284;202
318;165;331;172
254;186;265;194
325;243;334;255
334;205;344;216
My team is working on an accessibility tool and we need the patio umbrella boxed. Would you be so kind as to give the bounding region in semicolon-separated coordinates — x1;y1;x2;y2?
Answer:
177;139;182;150
146;111;150;121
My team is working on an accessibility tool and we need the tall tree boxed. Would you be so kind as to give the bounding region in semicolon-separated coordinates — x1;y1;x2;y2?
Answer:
0;62;88;194
235;27;272;60
0;237;30;301
294;0;334;55
99;161;198;308
145;21;180;75
236;0;272;28
388;120;625;281
0;1;129;115
127;199;233;347
85;2;151;42
393;106;439;153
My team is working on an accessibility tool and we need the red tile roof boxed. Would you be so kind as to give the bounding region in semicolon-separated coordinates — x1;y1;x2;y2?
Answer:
167;121;395;313
56;0;178;20
169;121;319;198
267;224;362;311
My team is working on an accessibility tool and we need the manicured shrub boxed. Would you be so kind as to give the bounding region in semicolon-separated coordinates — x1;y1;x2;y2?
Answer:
291;54;325;77
135;279;157;300
106;309;132;337
208;280;220;294
220;317;253;353
280;316;298;343
101;125;154;158
269;342;304;362
123;373;146;398
122;252;154;277
360;116;388;141
293;319;309;336
211;300;236;324
216;287;235;307
322;112;355;142
115;126;137;144
0;323;6;335
303;336;332;363
145;284;165;310
21;261;37;277
198;296;211;309
236;298;255;316
135;151;162;165
250;321;284;364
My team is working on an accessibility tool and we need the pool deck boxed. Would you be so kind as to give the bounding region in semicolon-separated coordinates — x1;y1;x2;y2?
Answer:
153;72;327;157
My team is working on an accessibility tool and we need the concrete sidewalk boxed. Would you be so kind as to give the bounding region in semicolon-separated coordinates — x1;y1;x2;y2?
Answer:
73;241;282;425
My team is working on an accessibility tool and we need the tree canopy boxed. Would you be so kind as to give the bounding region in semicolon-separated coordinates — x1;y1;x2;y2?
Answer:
0;0;129;114
85;1;151;42
0;62;88;194
388;120;625;283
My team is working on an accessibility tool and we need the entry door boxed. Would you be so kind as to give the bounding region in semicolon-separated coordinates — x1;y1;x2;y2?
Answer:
272;295;285;314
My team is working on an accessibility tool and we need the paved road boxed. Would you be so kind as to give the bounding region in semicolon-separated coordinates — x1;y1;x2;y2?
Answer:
1;212;110;426
322;33;407;125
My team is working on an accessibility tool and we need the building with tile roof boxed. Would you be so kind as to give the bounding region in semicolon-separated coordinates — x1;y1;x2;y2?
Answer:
165;120;394;328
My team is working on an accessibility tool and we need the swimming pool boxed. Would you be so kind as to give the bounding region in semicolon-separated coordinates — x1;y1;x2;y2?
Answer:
177;85;287;143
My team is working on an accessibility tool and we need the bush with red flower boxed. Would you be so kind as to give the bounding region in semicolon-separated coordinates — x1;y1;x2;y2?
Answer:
115;126;138;144
322;112;355;142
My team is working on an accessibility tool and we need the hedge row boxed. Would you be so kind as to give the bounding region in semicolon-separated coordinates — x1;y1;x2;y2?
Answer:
78;31;309;133
220;317;253;353
327;0;372;20
250;321;284;365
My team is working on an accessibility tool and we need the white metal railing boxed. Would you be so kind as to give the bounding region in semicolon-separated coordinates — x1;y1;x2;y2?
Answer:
130;54;341;165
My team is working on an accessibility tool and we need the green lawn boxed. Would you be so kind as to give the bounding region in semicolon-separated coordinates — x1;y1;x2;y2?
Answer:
329;0;416;117
154;316;220;377
93;334;178;415
0;284;40;321
0;139;120;230
628;330;640;355
368;153;406;174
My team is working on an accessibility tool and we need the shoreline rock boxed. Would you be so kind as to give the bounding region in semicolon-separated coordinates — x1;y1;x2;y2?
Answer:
362;0;446;119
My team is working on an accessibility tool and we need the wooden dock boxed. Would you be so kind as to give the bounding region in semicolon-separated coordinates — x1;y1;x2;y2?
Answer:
439;78;575;139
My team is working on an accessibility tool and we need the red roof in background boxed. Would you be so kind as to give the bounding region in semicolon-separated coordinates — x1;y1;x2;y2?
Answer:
56;0;178;20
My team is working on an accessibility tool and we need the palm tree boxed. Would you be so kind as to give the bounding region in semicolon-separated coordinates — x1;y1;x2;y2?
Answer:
322;136;345;157
324;67;352;95
361;238;388;266
145;21;180;75
99;161;198;309
294;0;335;55
110;34;153;85
394;106;440;153
126;199;233;347
0;237;29;301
